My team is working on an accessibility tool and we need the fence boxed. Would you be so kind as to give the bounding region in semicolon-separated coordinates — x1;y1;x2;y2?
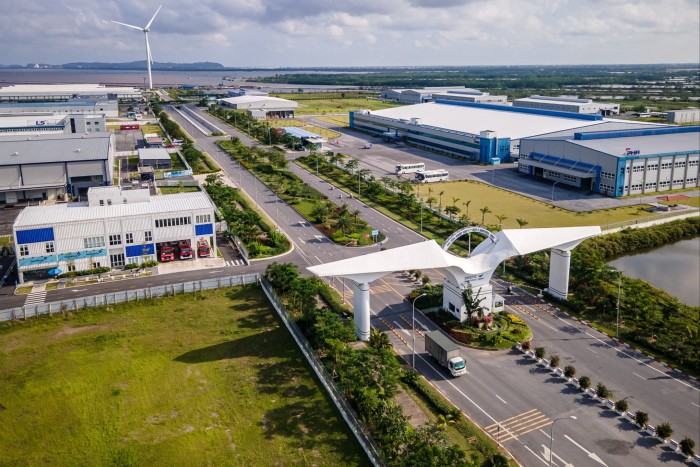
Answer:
0;273;258;322
260;279;384;467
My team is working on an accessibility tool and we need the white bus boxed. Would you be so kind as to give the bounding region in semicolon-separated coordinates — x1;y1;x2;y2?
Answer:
395;162;426;174
415;169;449;183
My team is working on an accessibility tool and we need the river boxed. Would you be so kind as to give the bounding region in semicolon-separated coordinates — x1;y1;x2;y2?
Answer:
609;236;700;307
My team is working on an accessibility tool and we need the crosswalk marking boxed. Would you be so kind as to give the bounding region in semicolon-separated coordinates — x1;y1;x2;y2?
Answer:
25;291;47;306
485;409;552;443
224;259;246;267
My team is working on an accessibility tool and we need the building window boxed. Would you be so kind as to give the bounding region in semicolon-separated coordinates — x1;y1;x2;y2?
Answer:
20;245;29;256
84;236;105;248
145;231;152;242
196;214;211;224
45;242;55;253
126;233;134;244
67;263;76;272
99;200;104;206
109;234;122;246
107;199;112;206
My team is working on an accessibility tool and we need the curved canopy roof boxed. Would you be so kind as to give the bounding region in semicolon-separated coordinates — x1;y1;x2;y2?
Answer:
307;226;600;284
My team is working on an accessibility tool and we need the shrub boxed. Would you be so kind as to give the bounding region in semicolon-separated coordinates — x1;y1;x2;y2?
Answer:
549;355;560;368
634;411;649;428
143;260;159;267
656;421;673;440
578;376;591;390
680;437;696;457
596;382;612;399
563;365;576;379
534;347;546;359
124;263;140;270
615;398;629;413
521;340;531;350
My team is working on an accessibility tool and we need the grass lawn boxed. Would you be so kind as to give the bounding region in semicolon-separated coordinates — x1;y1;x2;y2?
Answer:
417;180;659;229
272;95;403;115
267;119;341;139
0;235;12;247
141;124;163;137
159;186;201;194
317;115;350;126
0;286;368;466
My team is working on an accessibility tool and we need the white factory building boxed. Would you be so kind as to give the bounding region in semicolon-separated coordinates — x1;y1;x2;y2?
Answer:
0;113;107;135
667;109;700;124
431;89;509;105
0;100;118;117
217;95;298;119
0;84;142;102
518;125;700;197
13;186;217;284
351;100;625;164
0;133;114;204
513;95;620;116
380;86;475;104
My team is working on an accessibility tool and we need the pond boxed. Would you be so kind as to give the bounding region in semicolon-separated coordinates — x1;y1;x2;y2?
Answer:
609;236;700;307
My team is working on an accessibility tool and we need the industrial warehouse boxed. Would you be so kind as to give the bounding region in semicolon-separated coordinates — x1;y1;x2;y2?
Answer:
12;186;217;283
0;132;115;204
350;98;699;197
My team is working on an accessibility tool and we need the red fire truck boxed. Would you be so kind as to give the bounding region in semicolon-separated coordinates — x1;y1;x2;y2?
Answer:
178;241;193;260
197;238;211;258
159;245;175;262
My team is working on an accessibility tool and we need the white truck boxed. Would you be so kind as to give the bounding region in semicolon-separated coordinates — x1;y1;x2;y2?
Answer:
425;331;467;377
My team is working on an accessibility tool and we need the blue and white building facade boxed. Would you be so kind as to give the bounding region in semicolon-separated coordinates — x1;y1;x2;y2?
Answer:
13;187;217;283
518;125;700;197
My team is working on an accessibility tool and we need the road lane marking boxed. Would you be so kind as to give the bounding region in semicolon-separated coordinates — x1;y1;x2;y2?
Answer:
495;395;508;404
587;348;598;354
524;446;549;466
565;434;608;466
633;372;646;380
691;402;700;408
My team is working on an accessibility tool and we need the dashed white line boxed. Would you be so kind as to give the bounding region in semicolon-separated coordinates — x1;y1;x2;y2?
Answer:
495;395;507;404
586;348;598;354
691;402;700;409
633;372;646;380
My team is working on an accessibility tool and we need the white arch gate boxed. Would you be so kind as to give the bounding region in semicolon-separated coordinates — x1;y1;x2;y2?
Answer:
309;226;600;341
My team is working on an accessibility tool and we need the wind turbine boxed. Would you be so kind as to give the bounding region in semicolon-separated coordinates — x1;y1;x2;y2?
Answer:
112;5;162;90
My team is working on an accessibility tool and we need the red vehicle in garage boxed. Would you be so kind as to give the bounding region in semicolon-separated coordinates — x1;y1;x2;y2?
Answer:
178;241;193;260
197;238;211;258
159;245;175;262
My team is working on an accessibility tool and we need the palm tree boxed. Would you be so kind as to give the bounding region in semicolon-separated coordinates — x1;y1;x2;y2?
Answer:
345;159;359;174
336;212;352;236
438;191;445;212
462;200;471;223
495;213;508;227
445;205;460;220
451;196;460;208
426;196;436;210
351;209;362;228
369;328;392;350
480;206;492;226
516;218;529;229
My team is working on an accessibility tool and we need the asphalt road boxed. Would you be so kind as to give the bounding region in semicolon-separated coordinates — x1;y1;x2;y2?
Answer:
3;106;695;466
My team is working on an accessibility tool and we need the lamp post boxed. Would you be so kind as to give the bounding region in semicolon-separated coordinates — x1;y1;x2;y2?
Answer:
549;415;576;467
420;201;423;233
551;181;560;202
412;293;427;369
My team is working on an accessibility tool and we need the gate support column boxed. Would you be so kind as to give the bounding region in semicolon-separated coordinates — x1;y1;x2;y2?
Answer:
548;248;571;300
352;281;371;341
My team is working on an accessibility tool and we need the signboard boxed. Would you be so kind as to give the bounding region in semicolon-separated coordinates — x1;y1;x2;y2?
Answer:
58;249;107;261
163;170;194;179
19;254;57;267
371;230;379;236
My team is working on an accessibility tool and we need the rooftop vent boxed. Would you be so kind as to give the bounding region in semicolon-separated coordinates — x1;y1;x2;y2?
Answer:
11;151;19;156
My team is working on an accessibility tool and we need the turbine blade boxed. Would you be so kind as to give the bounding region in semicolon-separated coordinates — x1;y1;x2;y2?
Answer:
111;20;144;31
145;5;162;30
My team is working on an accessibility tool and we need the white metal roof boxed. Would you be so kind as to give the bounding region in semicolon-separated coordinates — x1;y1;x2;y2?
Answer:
218;96;298;108
14;192;214;229
138;147;170;160
0;84;141;97
569;130;700;157
0;133;112;166
308;226;600;284
368;102;606;140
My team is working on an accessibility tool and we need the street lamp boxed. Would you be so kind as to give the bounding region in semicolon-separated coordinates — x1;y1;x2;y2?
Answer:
412;293;427;369
551;181;560;202
549;415;576;467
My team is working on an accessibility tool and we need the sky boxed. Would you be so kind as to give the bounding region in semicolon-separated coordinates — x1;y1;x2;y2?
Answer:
0;0;698;67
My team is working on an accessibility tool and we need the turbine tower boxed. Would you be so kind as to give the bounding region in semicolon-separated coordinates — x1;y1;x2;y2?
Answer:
111;5;162;90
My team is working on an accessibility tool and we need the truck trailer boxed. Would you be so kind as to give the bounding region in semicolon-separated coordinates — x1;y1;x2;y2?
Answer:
424;331;467;377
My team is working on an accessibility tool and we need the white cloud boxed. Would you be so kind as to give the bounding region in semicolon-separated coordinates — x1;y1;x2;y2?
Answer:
0;0;696;66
